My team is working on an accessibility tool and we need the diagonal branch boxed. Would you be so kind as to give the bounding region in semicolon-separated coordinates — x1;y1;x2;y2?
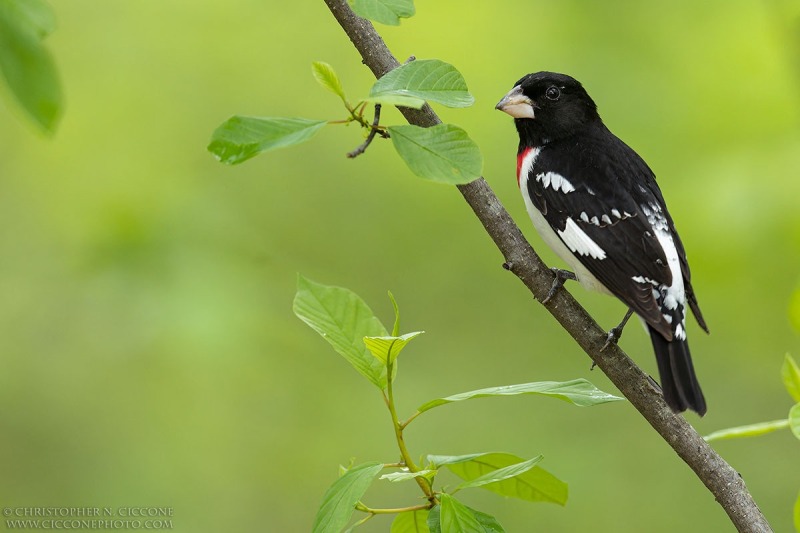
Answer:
322;1;772;531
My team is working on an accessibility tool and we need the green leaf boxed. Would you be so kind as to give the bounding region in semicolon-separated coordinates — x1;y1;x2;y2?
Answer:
370;59;474;108
312;61;346;102
312;461;384;533
469;509;505;533
380;469;436;482
789;288;800;334
794;490;800;533
388;124;482;185
0;0;55;37
391;510;431;533
703;419;790;442
790;403;800;441
439;494;484;533
349;0;415;26
456;456;542;490
427;505;441;533
363;93;426;109
0;0;62;133
388;291;400;337
432;496;503;533
364;331;424;365
782;354;800;402
293;275;388;389
428;452;568;505
208;116;327;165
417;379;624;413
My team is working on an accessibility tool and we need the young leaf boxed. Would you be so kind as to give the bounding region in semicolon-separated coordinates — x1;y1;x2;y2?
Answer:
349;0;415;26
293;275;388;389
312;462;384;533
388;124;482;185
790;403;800;441
456;456;542;490
0;0;62;133
417;379;624;413
782;354;800;402
391;510;431;533
703;419;790;442
208;116;327;165
388;291;400;337
380;469;436;482
369;59;474;108
438;494;484;533
428;452;489;467
312;61;347;102
364;331;424;365
428;452;568;505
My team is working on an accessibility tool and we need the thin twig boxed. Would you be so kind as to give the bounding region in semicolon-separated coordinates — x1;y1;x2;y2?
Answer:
322;1;772;531
356;502;432;515
347;103;384;158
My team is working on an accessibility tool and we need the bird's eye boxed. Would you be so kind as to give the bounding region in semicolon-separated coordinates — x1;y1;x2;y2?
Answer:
545;86;561;101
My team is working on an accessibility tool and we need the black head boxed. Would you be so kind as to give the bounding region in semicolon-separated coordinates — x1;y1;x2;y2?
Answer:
496;71;600;146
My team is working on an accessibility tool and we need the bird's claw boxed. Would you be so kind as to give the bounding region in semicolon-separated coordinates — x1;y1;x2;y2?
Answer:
600;327;623;352
600;308;635;352
542;268;576;304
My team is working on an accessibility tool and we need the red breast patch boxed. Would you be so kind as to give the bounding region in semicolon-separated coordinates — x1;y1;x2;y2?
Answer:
516;147;532;188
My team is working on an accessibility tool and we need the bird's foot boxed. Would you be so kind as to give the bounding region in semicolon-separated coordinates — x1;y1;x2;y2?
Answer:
600;308;635;352
542;268;576;304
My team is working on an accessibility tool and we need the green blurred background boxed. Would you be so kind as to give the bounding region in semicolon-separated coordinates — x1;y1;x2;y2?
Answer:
1;1;799;531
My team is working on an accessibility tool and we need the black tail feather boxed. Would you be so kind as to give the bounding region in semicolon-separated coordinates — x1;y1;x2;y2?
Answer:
648;327;706;416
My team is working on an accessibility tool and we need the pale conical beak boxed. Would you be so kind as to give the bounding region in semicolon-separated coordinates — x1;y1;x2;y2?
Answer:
495;85;535;119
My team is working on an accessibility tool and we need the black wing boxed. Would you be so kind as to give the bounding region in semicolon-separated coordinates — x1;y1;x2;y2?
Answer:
647;184;709;333
526;125;683;339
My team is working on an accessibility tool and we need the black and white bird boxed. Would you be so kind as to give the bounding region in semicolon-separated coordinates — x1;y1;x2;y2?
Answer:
496;72;708;415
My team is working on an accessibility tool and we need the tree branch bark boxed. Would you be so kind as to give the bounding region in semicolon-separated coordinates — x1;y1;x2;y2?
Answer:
323;1;772;531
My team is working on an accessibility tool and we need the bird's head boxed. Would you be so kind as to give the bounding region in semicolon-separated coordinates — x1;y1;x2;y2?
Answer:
496;72;600;145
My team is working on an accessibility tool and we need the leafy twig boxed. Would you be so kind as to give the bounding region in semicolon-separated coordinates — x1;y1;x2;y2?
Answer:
347;104;386;158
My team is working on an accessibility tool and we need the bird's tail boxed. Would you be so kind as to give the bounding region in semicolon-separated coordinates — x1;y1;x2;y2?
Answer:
648;327;706;416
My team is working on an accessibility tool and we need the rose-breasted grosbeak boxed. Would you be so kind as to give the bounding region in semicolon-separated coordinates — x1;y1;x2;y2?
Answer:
496;72;708;415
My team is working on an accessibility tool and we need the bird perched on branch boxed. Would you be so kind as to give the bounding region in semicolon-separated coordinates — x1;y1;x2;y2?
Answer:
496;72;708;415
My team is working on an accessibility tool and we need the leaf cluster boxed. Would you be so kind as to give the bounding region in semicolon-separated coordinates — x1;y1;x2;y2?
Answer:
294;275;623;532
208;59;483;185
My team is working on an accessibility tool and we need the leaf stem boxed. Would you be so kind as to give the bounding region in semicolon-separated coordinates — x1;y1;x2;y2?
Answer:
348;511;376;526
399;410;422;429
355;502;432;515
384;356;436;502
